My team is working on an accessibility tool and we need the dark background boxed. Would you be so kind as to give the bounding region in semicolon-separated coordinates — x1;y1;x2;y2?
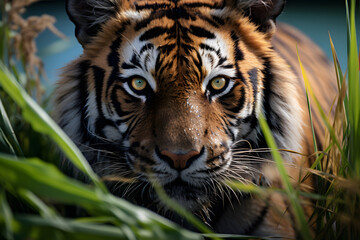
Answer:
23;0;355;90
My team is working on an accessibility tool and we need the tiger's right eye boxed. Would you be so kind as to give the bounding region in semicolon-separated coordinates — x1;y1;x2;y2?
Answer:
211;77;226;90
131;77;147;91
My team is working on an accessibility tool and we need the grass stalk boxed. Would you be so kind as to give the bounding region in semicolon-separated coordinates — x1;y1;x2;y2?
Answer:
0;63;105;192
258;114;312;240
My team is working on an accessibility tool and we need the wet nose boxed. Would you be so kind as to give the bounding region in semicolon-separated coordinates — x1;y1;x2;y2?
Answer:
160;149;201;169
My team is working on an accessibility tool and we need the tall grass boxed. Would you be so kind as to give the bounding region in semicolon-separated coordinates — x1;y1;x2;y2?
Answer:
0;0;359;239
277;0;360;238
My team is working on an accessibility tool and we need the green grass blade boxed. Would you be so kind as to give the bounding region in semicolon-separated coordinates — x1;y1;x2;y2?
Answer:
0;127;17;156
0;188;14;240
14;215;128;240
226;181;265;195
329;34;345;88
0;63;105;191
297;50;343;155
258;114;312;240
74;216;118;224
345;0;351;55
329;34;349;156
0;154;201;240
0;98;23;156
347;0;360;175
305;88;320;170
0;154;103;206
13;214;200;240
18;190;57;219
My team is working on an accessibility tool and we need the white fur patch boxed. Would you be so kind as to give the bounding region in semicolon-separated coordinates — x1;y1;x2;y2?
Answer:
85;91;98;130
120;37;158;92
200;37;236;95
103;125;122;141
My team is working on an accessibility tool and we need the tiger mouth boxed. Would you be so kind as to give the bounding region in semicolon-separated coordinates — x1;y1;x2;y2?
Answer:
162;178;209;202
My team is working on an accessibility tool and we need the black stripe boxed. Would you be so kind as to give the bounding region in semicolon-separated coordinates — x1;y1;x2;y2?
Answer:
135;10;166;31
211;15;225;26
157;62;172;79
248;68;259;101
217;57;227;66
174;24;194;43
158;44;176;55
221;118;235;141
92;66;106;116
244;201;269;235
106;22;129;91
262;58;285;137
225;113;237;121
107;37;121;67
166;7;193;21
225;125;235;141
144;54;151;72
200;43;216;52
121;62;137;70
182;2;225;9
95;118;117;139
140;43;154;54
154;53;163;76
140;27;168;41
193;13;222;28
123;115;141;139
199;43;222;68
231;31;244;61
76;60;91;142
240;114;258;139
189;25;215;39
115;119;123;126
181;43;195;55
130;54;142;68
194;50;204;80
135;3;171;11
220;84;245;113
110;85;135;118
221;64;234;69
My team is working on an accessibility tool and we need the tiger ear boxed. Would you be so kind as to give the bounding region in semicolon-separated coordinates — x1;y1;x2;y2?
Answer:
66;0;119;46
237;0;286;33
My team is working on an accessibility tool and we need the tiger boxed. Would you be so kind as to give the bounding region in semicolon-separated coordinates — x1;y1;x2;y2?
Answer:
55;0;337;238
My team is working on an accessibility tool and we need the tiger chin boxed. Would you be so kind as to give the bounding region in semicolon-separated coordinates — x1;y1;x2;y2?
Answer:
55;0;336;238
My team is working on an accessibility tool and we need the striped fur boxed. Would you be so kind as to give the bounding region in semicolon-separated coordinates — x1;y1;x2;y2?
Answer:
55;0;336;237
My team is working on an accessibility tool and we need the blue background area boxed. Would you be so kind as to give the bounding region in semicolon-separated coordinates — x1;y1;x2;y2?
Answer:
24;0;357;91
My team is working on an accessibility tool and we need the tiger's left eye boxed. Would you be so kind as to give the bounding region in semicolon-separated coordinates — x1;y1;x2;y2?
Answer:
131;77;147;91
211;77;226;90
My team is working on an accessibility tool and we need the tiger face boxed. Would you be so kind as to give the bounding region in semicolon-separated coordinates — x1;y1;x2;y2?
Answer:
58;0;303;229
101;16;264;208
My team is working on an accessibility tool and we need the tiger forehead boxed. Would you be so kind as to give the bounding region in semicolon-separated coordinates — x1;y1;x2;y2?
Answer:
119;30;235;89
116;10;236;89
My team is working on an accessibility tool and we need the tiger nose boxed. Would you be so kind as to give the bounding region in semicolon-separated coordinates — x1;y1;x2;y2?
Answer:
160;149;201;169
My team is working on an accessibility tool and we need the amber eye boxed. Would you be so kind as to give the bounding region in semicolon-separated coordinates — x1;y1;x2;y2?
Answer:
211;77;226;90
131;77;147;91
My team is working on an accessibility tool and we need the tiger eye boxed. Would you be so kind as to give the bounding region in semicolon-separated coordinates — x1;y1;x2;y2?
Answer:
211;77;226;90
131;77;147;91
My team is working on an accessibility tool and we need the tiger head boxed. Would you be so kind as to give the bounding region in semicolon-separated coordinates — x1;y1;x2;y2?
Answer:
57;0;302;218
